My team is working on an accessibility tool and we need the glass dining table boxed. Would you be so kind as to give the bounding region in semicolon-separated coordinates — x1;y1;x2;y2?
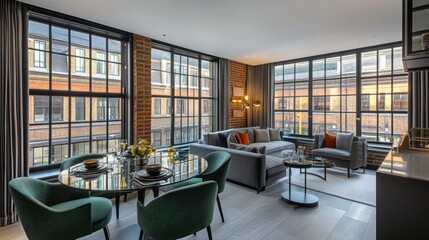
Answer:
58;152;208;204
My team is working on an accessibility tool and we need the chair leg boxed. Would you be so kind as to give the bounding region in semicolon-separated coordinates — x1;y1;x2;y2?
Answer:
103;226;110;240
139;229;143;240
123;193;128;202
363;166;366;174
347;167;350;178
207;225;213;240
217;195;225;223
115;194;120;219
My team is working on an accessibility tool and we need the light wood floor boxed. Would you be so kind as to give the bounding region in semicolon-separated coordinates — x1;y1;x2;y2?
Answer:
0;180;376;240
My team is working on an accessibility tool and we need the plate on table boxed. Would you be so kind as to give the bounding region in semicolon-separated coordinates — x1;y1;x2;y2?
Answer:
135;167;174;181
72;162;111;175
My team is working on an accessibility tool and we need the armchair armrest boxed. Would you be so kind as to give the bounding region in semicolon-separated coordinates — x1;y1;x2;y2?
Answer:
350;137;368;169
44;182;90;206
313;134;325;150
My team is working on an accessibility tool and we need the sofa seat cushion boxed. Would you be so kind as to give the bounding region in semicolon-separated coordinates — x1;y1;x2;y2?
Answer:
265;156;286;177
245;141;294;154
50;196;112;231
312;148;351;161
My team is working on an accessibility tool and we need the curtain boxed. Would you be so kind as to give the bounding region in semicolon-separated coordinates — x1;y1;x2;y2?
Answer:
410;70;429;128
0;0;27;226
247;65;255;127
218;58;230;130
248;64;274;128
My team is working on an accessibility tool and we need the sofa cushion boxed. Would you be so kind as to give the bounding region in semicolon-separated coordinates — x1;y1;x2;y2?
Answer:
245;141;294;154
336;132;354;153
207;133;220;146
255;129;270;142
325;133;337;148
235;132;243;144
265;155;286;177
237;131;250;145
228;132;238;144
218;132;229;148
247;128;255;143
312;148;351;161
269;128;281;141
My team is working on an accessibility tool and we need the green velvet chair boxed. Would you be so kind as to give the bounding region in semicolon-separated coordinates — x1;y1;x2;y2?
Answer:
172;151;231;222
137;181;218;240
9;177;112;240
60;153;128;219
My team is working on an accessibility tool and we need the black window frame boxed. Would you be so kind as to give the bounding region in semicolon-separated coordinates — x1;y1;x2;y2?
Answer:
26;7;130;172
273;42;408;144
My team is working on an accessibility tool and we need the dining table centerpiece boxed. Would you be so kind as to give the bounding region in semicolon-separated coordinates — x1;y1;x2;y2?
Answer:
130;139;156;166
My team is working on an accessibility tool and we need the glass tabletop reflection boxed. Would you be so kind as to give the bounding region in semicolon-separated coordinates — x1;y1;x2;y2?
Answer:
58;152;208;192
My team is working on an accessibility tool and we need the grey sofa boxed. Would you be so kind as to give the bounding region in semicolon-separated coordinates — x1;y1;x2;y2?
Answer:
190;127;295;193
312;133;368;178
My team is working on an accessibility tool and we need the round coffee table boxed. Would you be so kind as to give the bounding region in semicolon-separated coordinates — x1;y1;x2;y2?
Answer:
281;160;319;207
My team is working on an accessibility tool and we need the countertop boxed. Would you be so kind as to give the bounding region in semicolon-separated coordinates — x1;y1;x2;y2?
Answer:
377;149;429;181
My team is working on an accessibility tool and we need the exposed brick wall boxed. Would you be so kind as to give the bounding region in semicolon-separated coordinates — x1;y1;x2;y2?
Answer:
133;35;152;144
297;142;386;169
230;61;248;128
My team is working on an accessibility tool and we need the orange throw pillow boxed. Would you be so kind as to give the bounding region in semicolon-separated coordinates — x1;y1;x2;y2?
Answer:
325;133;337;148
235;132;243;144
237;131;250;145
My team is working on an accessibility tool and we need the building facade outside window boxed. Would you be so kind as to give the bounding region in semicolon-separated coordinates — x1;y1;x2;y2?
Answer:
28;17;128;170
274;44;408;143
150;47;217;147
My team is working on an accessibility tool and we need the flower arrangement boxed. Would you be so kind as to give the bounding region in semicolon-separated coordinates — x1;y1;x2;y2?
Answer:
166;147;176;163
130;139;156;158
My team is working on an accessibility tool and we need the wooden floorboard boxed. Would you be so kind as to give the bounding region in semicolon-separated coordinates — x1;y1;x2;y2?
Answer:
0;181;376;240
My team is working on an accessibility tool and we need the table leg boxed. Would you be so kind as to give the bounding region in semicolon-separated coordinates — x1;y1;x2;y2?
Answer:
304;168;307;195
138;189;145;204
152;187;159;198
289;167;292;200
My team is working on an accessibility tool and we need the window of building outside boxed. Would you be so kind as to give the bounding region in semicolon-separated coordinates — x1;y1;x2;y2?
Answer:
154;99;161;115
150;47;217;147
75;48;85;72
153;132;162;146
33;40;46;68
274;45;408;143
28;17;127;170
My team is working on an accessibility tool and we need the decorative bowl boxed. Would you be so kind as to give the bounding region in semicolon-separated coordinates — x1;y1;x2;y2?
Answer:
83;159;99;169
146;164;162;176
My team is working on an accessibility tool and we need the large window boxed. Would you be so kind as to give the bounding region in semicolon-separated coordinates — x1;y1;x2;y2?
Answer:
150;47;217;147
28;17;128;169
274;44;408;143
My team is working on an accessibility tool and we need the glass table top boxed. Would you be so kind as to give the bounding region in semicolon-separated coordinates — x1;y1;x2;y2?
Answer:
58;152;208;192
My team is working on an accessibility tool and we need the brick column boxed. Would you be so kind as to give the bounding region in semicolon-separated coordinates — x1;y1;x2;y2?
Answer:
230;61;248;128
133;35;152;144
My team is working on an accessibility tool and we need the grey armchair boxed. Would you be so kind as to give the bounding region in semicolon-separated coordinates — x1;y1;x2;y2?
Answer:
312;134;368;178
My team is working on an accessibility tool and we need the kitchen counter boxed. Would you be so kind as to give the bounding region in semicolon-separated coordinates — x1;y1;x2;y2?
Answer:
377;149;429;181
376;149;429;240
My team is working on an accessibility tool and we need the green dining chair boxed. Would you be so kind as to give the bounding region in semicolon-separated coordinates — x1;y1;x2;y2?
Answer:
60;153;128;219
137;181;218;240
9;177;112;240
171;151;231;223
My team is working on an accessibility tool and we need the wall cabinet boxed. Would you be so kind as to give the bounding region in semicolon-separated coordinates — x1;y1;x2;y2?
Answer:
403;0;429;71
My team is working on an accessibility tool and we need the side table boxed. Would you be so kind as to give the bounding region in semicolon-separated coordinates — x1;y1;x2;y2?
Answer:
281;160;319;207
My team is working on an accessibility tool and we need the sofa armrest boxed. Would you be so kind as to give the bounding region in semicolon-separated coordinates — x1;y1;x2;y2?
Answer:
189;143;266;191
313;134;325;150
350;137;368;169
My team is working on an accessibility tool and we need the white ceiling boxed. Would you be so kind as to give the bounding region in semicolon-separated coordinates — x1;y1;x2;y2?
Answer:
19;0;402;65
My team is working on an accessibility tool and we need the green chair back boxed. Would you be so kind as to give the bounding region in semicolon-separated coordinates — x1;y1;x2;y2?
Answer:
137;181;218;239
9;177;94;240
60;153;107;171
201;151;231;194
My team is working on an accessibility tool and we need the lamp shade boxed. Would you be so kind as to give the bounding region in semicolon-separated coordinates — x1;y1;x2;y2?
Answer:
253;100;261;107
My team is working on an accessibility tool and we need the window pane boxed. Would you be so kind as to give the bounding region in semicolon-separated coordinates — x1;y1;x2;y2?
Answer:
52;26;68;54
29;48;50;90
274;112;284;129
275;65;283;82
393;76;408;93
283;83;294;97
378;113;392;142
326;113;340;133
313;59;325;79
378;48;392;76
393;113;408;142
71;56;90;92
393;47;404;75
361;78;377;94
342;78;356;95
312;80;324;96
52;53;69;90
393;94;408;111
313;112;325;135
52;125;69;163
295;62;309;80
295;112;308;135
326;57;340;79
108;39;122;63
342;54;356;77
362;113;377;141
108;62;121;93
284;64;294;81
361;51;377;77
